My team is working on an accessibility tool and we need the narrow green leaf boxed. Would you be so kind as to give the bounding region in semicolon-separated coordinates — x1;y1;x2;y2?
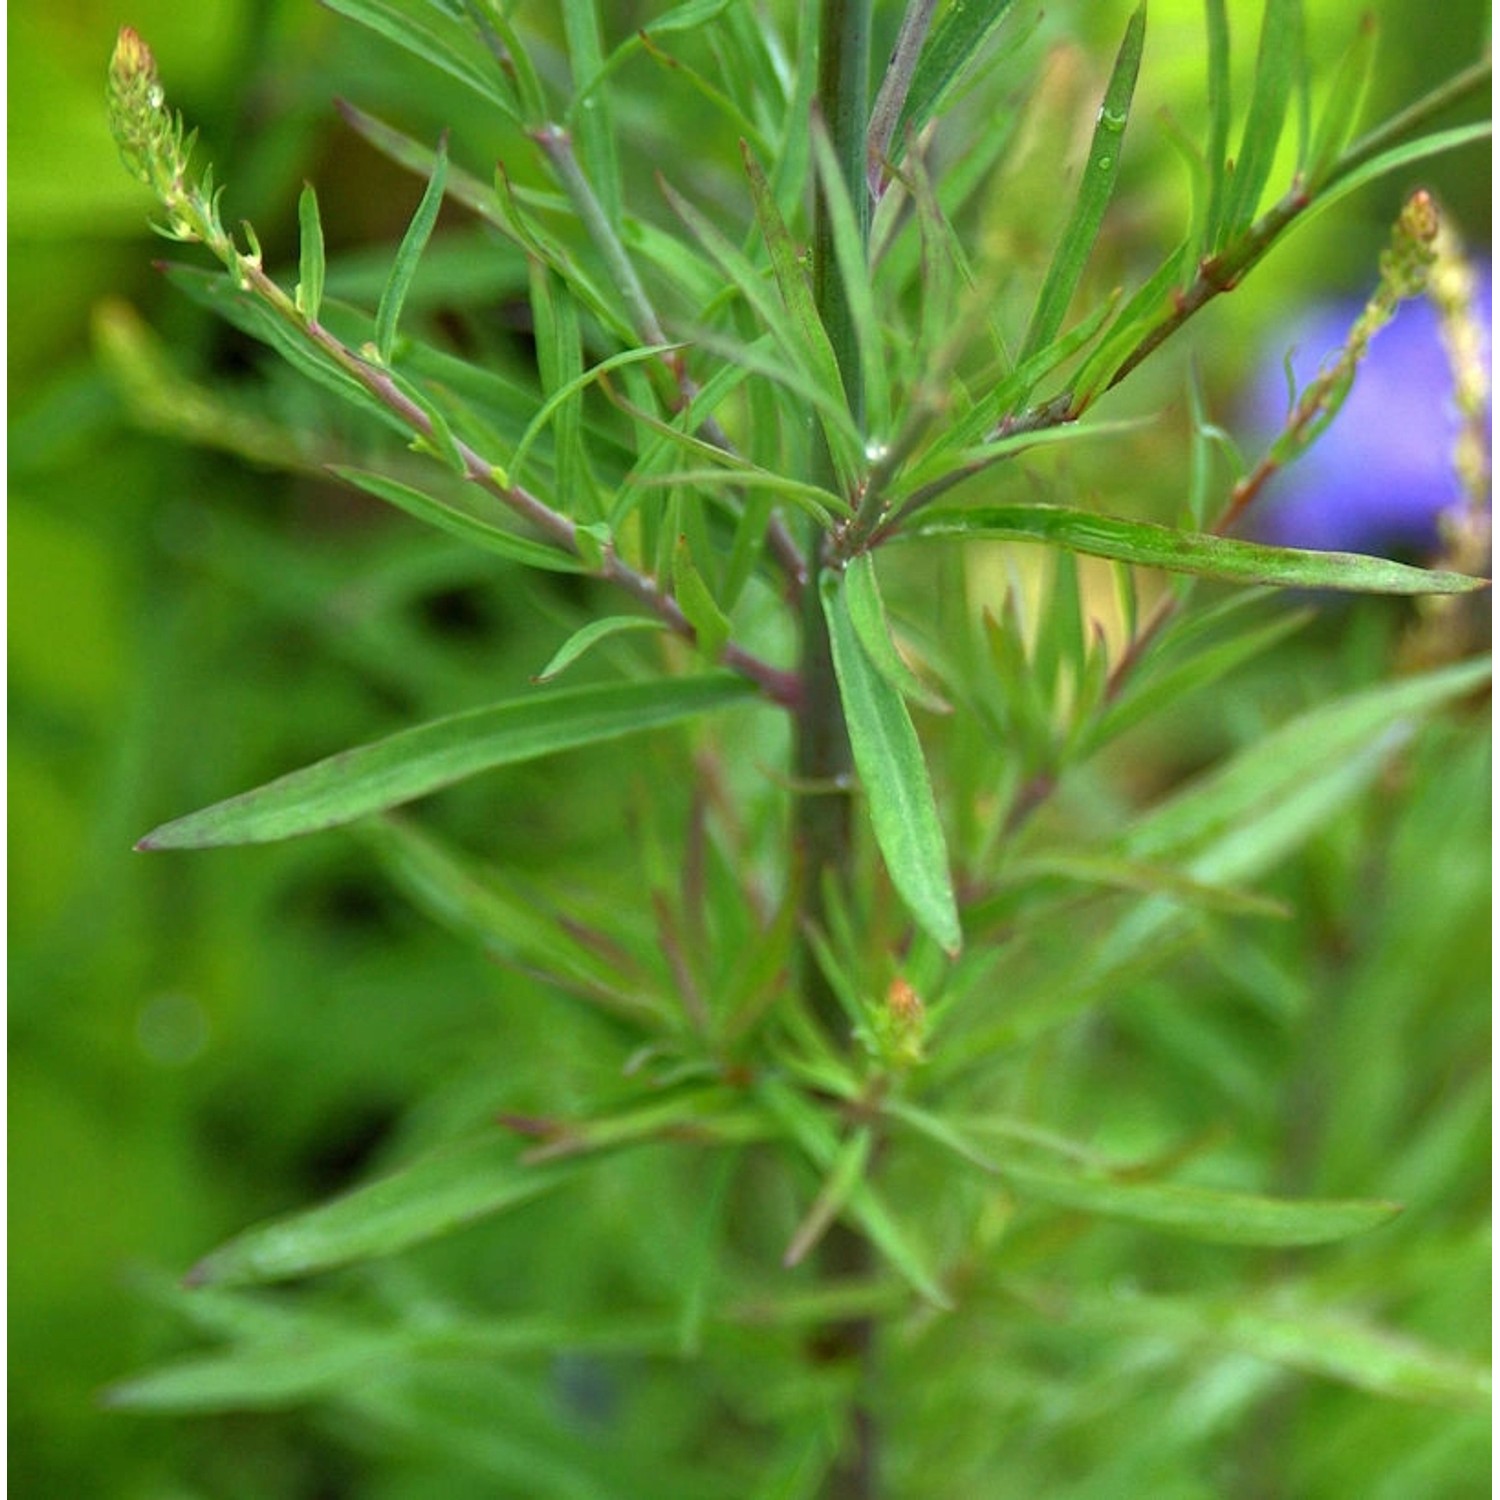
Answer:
673;535;732;662
1102;733;1402;975
509;337;681;494
1001;1158;1399;1245
1068;1286;1491;1408
1202;0;1233;249
659;176;807;377
809;121;892;439
105;1335;409;1412
137;674;759;849
376;134;449;363
1311;121;1492;225
513;1089;771;1164
920;295;1121;462
294;184;325;324
358;816;661;1020
1219;0;1303;242
1091;605;1307;747
1306;14;1377;186
881;1098;1002;1174
898;413;1141;499
619;210;727;313
322;0;520;118
1071;243;1193;407
1000;852;1289;917
626;469;842;525
602;367;844;526
387;370;466;474
783;1127;875;1267
160;266;405;437
329;466;585;574
1030;547;1086;702
334;100;636;344
627;0;736;37
474;6;546;124
758;1077;952;1306
1020;3;1147;363
105;1306;689;1413
1122;655;1492;864
725;1279;909;1331
1211;1301;1492;1407
561;0;621;221
185;1135;581;1287
981;594;1057;760
905;503;1490;594
821;569;961;955
524;258;586;506
635;31;768;150
843;554;950;713
676;1148;742;1356
736;143;859;477
533;616;668;683
895;0;1017;144
1183;359;1242;528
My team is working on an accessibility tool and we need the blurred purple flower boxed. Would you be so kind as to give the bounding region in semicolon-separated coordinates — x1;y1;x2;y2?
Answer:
1241;271;1491;556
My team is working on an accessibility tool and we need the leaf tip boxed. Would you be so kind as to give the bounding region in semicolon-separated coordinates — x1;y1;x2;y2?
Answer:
180;1256;215;1289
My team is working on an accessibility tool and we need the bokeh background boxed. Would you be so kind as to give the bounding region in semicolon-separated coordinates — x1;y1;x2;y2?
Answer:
10;1;1490;1494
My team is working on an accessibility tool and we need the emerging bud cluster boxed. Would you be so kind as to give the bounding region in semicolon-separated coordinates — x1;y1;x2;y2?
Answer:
106;27;226;249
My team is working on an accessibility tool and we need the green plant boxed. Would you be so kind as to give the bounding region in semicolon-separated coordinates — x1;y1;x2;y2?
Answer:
103;3;1489;1495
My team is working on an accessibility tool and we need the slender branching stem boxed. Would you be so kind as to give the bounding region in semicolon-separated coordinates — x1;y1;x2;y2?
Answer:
980;61;1492;440
210;256;803;708
108;29;801;708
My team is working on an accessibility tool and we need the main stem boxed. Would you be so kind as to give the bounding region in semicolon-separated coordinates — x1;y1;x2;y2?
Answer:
796;2;875;1496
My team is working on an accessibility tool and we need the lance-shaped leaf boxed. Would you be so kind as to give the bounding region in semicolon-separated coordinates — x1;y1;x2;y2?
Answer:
821;569;962;955
358;816;665;1024
329;466;585;573
1059;1286;1491;1408
322;0;519;118
783;1126;875;1267
160;266;405;436
185;1135;582;1287
903;503;1489;594
843;553;950;712
376;133;449;363
673;534;732;663
894;0;1018;145
294;184;325;324
560;0;621;221
1201;0;1233;251
758;1077;951;1306
1019;2;1146;364
1122;655;1493;864
1306;14;1377;187
138;674;759;849
738;144;861;468
1218;0;1303;243
532;616;668;683
809;120;892;439
999;1158;1399;1245
1311;121;1493;225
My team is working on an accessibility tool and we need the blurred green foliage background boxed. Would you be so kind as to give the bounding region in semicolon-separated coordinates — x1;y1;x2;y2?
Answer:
10;2;1489;1494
